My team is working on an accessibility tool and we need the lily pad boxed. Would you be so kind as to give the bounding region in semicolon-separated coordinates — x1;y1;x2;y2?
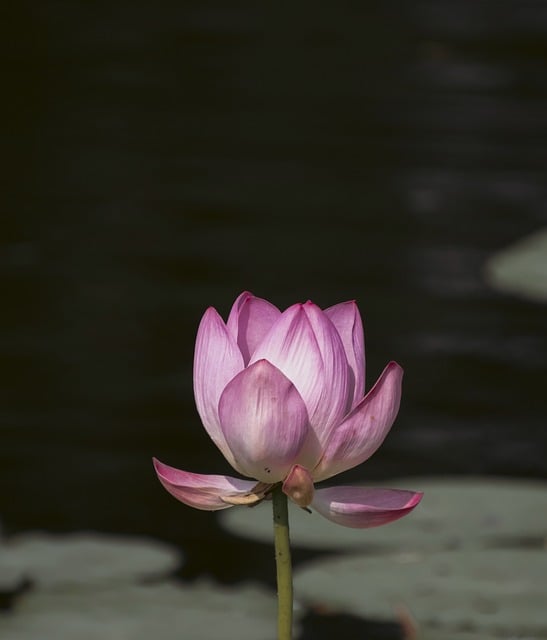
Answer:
219;477;547;551
0;580;281;640
418;631;501;640
484;227;547;302
293;548;547;637
0;532;182;589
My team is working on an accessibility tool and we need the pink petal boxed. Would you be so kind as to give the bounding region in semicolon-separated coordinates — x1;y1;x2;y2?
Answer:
282;464;315;508
226;292;281;364
251;302;350;446
193;307;245;471
324;300;365;408
218;360;312;482
153;458;258;511
311;486;423;528
313;362;403;482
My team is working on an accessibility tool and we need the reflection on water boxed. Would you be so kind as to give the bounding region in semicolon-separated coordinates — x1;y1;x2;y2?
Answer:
2;1;547;583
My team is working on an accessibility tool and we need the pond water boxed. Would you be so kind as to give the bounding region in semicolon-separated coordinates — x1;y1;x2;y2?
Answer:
2;0;547;594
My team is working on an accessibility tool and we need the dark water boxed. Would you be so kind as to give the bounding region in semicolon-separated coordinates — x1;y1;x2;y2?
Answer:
2;0;547;589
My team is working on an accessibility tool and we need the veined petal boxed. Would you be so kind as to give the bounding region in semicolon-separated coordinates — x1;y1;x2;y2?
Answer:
301;302;352;433
153;458;259;511
218;360;311;482
313;362;403;482
324;300;365;408
311;486;423;529
282;464;315;507
226;292;281;365
193;307;245;470
251;302;350;446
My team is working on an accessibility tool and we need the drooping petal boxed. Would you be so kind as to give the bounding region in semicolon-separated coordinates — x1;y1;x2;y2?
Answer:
251;302;350;446
313;362;403;482
153;458;259;511
226;292;281;365
311;486;423;529
218;360;311;482
193;307;245;470
282;464;315;508
324;300;365;408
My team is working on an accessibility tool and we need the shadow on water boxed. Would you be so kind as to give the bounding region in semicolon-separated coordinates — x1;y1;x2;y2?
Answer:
2;1;547;588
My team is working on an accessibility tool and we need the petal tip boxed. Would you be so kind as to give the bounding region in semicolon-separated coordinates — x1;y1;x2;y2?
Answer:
408;491;424;508
152;457;166;475
387;360;404;375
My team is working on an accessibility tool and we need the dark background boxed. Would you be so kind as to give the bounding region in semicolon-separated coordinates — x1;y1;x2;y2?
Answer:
2;0;547;589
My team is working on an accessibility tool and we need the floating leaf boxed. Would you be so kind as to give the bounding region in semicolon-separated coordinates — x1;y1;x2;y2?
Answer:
0;532;182;589
220;477;547;551
0;581;280;640
294;548;547;636
485;227;547;302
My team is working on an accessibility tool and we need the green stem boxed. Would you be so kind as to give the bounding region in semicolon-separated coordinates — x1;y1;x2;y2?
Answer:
272;485;293;640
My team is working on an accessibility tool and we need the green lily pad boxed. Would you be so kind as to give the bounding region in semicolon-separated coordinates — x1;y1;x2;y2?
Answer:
0;532;182;589
219;477;547;551
294;549;547;636
484;227;547;302
417;632;501;640
0;580;281;640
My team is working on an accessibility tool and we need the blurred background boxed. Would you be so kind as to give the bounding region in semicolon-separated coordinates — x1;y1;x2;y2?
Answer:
2;0;547;637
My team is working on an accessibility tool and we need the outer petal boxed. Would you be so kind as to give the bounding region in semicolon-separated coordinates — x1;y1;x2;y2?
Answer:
324;300;365;408
313;362;403;482
311;486;423;529
193;307;245;471
251;302;350;446
153;458;258;511
218;360;311;482
226;292;281;365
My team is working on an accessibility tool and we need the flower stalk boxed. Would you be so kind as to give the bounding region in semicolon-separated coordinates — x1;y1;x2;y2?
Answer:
272;485;293;640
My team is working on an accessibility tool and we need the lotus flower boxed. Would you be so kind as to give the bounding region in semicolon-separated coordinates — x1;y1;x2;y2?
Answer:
153;292;422;528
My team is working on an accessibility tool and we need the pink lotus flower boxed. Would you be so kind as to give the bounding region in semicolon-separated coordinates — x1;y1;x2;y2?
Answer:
154;292;422;528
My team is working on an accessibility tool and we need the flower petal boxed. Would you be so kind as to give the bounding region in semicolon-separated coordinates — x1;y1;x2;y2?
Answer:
313;362;403;482
153;458;259;511
226;292;281;365
282;464;315;507
324;300;365;407
251;302;350;446
311;486;423;528
218;360;311;482
193;307;245;470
